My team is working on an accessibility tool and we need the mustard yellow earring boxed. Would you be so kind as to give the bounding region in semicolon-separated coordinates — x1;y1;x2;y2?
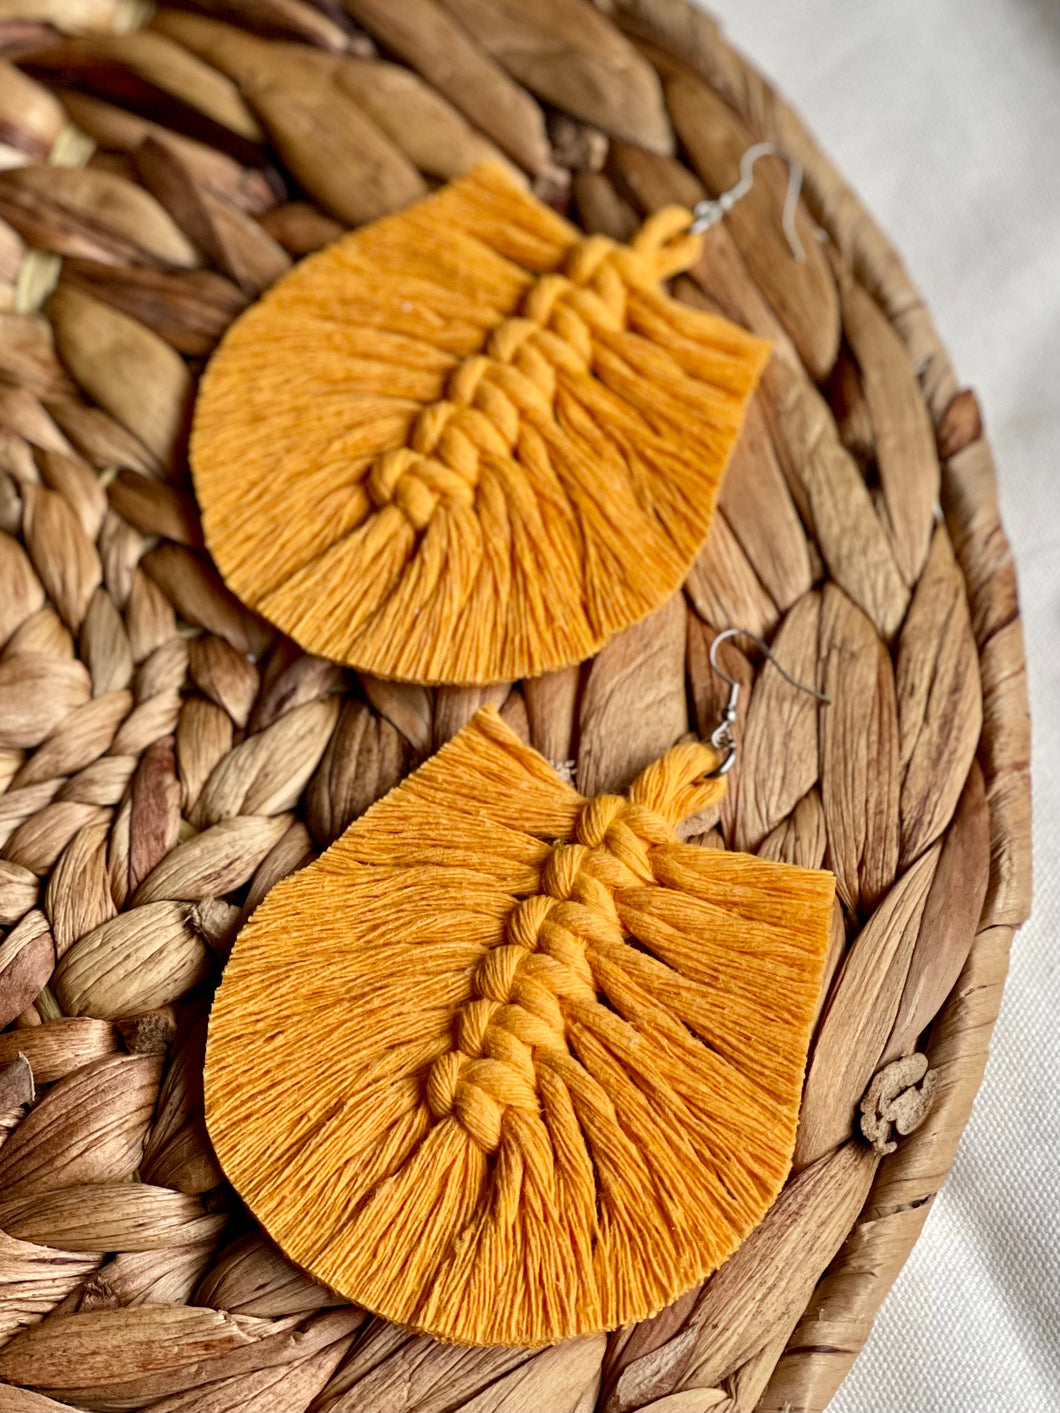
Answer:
204;690;835;1348
190;162;772;685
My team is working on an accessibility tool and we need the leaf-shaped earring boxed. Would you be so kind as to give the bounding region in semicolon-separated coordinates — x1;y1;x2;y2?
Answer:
191;160;788;685
204;641;835;1348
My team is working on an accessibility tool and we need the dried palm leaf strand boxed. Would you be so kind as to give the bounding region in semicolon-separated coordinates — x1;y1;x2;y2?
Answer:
149;11;519;186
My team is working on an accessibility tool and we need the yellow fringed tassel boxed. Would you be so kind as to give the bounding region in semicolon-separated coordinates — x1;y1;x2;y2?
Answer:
191;163;772;685
205;708;834;1347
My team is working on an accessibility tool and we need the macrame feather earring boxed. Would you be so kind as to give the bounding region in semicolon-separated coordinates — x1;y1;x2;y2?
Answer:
204;705;835;1348
190;162;771;685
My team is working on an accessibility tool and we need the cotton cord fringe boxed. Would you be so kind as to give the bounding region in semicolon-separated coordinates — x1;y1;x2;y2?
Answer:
191;163;771;685
205;709;834;1347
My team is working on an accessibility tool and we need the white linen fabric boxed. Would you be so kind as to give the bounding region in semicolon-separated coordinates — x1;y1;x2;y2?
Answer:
701;2;1060;1408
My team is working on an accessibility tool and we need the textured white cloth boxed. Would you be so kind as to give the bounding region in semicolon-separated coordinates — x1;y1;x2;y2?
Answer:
698;2;1060;1408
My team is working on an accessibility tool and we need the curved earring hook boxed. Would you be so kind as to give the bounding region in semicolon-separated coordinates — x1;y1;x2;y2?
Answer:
709;627;830;701
688;141;806;263
705;626;829;778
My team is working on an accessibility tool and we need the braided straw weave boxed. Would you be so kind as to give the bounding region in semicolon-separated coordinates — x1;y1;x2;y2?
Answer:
0;0;1031;1409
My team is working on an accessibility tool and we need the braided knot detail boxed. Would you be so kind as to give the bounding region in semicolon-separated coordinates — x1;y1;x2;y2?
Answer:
425;789;688;1152
364;222;697;532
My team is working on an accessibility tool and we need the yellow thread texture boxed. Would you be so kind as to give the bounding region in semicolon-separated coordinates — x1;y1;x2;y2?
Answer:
190;163;772;685
205;708;835;1347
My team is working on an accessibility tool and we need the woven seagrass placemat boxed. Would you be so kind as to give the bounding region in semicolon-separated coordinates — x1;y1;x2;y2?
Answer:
0;1;1031;1409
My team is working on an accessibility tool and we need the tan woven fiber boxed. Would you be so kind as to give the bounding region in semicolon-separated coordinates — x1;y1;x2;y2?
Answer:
0;1;1031;1410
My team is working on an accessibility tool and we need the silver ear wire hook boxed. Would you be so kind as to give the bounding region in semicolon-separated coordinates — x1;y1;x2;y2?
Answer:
706;627;829;778
688;141;806;263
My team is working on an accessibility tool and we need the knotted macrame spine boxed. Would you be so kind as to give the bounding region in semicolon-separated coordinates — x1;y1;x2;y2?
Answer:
192;164;772;684
205;709;834;1347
